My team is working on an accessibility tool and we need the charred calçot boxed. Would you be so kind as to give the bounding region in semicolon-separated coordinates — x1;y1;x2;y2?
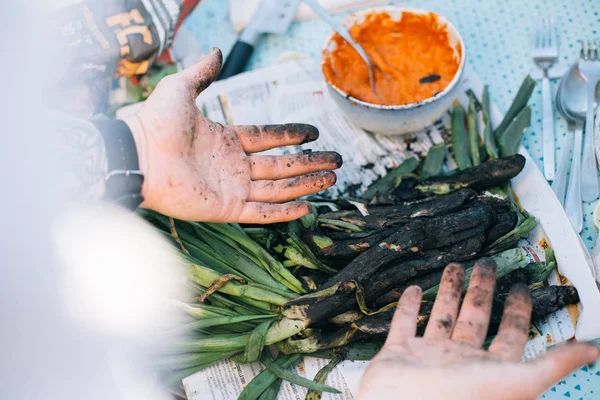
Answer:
318;189;477;231
277;285;579;355
282;204;495;324
321;204;494;288
393;154;526;201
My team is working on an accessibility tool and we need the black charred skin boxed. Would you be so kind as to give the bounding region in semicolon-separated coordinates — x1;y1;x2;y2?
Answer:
487;285;580;336
321;204;494;289
493;267;531;295
364;235;485;303
393;155;526;200
484;211;518;245
306;229;396;261
474;194;511;213
354;302;434;336
319;189;477;231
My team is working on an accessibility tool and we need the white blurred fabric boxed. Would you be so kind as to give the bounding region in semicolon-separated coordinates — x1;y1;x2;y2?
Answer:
0;2;185;399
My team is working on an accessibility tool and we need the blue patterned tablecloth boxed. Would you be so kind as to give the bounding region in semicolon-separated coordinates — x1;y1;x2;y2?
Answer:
183;0;600;397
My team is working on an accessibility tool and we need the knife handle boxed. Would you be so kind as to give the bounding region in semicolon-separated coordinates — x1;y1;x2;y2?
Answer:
218;41;254;80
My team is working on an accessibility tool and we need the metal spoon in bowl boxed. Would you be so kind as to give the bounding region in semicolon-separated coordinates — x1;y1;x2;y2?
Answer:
303;0;380;99
555;63;583;232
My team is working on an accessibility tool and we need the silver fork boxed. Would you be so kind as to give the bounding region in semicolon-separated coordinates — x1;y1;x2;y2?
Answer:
578;40;600;202
532;15;558;181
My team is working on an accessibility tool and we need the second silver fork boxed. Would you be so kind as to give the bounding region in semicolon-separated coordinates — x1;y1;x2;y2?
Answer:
532;15;558;181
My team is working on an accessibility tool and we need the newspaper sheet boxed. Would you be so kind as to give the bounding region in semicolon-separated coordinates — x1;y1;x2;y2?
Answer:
161;58;597;399
228;0;390;32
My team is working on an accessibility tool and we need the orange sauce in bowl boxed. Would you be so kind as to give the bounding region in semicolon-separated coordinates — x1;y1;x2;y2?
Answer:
322;11;462;106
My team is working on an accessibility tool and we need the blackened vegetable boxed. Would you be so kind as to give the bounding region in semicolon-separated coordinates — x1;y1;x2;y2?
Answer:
393;155;526;200
485;216;536;254
283;285;579;354
311;341;384;361
484;211;518;245
363;235;485;303
318;189;477;231
488;285;579;335
529;285;579;320
322;204;494;289
303;229;395;261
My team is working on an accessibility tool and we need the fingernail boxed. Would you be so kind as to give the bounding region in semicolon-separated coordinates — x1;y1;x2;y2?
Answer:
475;257;498;274
445;262;466;275
292;124;319;143
509;283;532;297
408;285;422;295
329;152;343;168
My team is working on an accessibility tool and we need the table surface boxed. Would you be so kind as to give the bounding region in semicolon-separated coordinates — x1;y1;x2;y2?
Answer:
184;0;600;397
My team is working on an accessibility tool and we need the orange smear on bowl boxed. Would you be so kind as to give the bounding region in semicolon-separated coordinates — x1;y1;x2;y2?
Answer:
322;11;462;106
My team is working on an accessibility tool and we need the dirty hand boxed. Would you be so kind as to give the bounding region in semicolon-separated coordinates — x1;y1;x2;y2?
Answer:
357;259;600;400
123;48;341;223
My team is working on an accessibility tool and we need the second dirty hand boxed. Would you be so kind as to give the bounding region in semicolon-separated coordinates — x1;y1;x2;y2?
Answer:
357;260;600;400
123;48;342;223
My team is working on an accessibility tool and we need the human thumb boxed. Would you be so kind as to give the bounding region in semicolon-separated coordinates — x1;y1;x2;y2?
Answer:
179;47;223;97
523;343;599;397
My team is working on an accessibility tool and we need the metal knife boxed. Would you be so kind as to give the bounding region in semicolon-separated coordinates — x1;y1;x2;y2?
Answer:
218;0;302;80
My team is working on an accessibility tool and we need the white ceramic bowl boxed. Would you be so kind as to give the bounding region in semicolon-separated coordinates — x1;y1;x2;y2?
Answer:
322;7;466;136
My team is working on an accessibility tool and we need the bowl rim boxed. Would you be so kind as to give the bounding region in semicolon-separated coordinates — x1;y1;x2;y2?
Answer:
321;6;466;110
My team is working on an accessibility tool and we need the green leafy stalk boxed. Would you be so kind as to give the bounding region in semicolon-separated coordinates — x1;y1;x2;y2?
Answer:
499;106;532;157
451;104;473;170
300;206;319;230
191;222;292;292
237;319;274;363
284;233;338;274
187;282;271;315
244;228;278;249
238;355;301;400
264;357;341;393
494;75;536;140
421;143;446;180
180;315;276;332
188;281;276;314
361;158;419;200
317;218;363;232
306;355;343;400
257;379;283;400
485;216;537;253
525;261;555;285
166;318;310;354
205;223;306;294
188;264;291;306
468;95;481;166
482;86;499;159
